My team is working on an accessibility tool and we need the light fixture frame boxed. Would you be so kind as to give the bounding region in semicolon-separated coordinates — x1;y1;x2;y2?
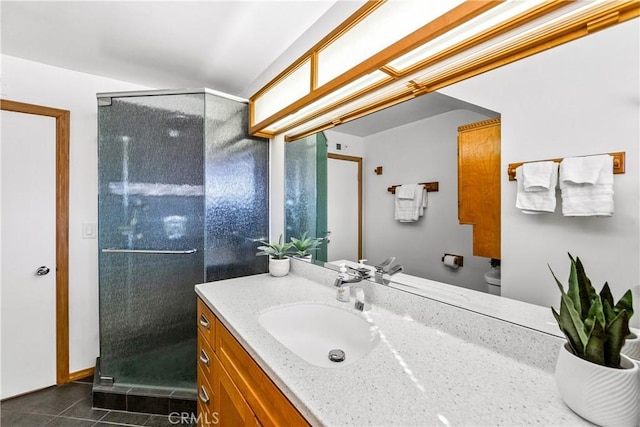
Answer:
249;0;639;142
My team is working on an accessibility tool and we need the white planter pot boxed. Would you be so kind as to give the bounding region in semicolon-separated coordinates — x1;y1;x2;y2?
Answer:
555;343;640;427
622;330;640;362
269;258;290;277
293;255;312;263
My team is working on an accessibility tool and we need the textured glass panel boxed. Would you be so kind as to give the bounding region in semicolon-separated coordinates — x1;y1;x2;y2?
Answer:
204;94;269;281
285;133;328;261
98;94;205;390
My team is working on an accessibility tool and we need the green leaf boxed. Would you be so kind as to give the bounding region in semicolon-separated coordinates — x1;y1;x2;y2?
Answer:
557;294;588;356
548;264;568;296
583;319;605;366
604;309;631;368
599;282;614;308
552;307;579;355
566;256;582;316
570;254;598;318
614;289;634;318
586;296;606;329
602;298;617;326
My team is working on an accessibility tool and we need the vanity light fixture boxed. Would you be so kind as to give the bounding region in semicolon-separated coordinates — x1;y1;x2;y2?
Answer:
249;0;639;141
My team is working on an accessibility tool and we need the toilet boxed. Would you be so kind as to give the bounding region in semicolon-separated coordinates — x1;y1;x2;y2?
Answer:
484;266;501;295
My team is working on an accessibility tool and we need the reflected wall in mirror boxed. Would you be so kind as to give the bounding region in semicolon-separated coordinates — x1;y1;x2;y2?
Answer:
284;19;640;327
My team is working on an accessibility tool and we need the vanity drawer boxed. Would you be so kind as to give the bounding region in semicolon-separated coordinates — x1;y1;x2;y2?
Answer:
215;317;308;427
197;365;215;417
197;298;216;345
197;330;214;380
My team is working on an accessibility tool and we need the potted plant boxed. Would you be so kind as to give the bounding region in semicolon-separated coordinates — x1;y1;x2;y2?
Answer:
550;253;639;426
257;234;293;277
289;232;324;261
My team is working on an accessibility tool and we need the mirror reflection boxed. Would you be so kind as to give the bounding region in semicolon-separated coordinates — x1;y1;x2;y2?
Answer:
285;20;639;329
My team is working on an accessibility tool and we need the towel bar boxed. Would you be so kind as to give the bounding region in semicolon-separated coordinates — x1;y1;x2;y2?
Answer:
387;182;439;194
507;152;625;181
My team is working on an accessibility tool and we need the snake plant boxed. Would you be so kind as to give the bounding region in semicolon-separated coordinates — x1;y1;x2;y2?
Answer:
550;253;634;368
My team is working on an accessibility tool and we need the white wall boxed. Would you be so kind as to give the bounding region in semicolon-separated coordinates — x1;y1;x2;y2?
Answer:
440;20;640;325
1;54;151;371
324;130;364;157
360;109;494;292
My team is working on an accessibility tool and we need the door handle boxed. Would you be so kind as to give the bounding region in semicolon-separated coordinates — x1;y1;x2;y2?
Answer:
36;266;50;276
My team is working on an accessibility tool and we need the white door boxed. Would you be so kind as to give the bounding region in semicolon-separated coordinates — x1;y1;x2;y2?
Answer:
1;110;57;399
327;157;360;262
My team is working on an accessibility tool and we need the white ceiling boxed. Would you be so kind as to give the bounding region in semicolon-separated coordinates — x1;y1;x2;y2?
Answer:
0;0;358;98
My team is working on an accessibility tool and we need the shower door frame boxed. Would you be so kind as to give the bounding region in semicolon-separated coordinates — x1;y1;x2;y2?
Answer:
0;99;71;384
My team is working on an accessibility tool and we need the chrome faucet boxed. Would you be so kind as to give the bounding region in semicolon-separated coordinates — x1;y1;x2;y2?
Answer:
334;270;370;311
374;257;404;285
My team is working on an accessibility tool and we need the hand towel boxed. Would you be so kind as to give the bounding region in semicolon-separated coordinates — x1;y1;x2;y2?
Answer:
560;155;610;185
395;184;426;222
560;155;614;217
515;164;558;214
522;161;557;191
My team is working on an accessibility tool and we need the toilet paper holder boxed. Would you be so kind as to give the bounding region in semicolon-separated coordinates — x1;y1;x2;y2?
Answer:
442;254;463;267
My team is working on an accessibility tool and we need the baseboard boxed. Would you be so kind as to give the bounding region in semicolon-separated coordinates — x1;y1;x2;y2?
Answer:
68;367;95;382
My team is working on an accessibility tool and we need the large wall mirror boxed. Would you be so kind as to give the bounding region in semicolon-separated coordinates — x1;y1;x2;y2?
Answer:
284;19;640;331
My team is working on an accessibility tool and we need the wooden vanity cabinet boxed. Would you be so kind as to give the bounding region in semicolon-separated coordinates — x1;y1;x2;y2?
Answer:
196;297;308;427
458;117;501;259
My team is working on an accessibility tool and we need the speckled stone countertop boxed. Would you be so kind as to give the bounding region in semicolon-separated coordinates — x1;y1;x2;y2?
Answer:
195;270;589;426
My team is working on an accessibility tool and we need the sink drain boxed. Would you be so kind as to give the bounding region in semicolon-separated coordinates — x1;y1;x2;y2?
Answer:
328;349;346;363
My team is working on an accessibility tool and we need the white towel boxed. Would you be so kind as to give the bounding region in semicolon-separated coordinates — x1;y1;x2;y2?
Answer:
522;161;557;191
560;155;614;217
560;155;610;185
515;165;558;214
394;184;427;222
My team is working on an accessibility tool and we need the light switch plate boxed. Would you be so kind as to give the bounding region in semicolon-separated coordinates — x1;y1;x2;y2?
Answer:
82;222;97;239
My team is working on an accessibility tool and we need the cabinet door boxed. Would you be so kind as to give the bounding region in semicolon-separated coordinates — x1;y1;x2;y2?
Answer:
458;118;501;259
213;354;255;427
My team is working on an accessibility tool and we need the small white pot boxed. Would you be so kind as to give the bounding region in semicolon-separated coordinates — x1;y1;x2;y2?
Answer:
622;330;640;362
268;257;290;277
555;343;640;427
294;254;312;263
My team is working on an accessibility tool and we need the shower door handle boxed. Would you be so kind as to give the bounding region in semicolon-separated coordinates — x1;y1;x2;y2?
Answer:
199;386;210;404
101;248;197;254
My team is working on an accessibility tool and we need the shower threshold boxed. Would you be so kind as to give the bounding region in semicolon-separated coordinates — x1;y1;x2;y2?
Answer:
92;357;196;416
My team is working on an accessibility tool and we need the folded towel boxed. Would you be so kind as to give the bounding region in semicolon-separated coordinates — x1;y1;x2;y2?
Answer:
560;155;614;217
522;161;557;191
515;165;558;214
560;154;611;185
395;184;427;222
397;183;418;199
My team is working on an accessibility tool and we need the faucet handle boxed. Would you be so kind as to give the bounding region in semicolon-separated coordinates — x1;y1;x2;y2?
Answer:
353;287;371;312
375;257;395;272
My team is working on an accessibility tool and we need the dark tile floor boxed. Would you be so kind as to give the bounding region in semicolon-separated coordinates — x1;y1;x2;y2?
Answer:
0;378;195;427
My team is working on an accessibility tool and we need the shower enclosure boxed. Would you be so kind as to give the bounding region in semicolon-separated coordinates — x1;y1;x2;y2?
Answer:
97;89;268;393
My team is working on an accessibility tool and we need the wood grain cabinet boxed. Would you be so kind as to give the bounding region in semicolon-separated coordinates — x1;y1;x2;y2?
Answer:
196;298;308;427
458;117;501;259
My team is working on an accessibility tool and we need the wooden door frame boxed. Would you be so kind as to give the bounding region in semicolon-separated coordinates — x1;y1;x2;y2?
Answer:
327;153;363;259
1;99;70;384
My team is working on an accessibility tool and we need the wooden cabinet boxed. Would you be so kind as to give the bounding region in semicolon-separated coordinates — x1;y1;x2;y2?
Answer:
197;297;308;427
458;117;501;259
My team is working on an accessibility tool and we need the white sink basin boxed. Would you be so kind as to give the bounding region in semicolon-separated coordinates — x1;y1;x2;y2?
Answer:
258;303;379;368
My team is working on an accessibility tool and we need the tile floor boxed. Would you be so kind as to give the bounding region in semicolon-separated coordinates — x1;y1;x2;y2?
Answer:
0;378;195;427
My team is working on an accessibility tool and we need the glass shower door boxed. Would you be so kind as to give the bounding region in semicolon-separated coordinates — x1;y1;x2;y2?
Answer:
98;93;205;390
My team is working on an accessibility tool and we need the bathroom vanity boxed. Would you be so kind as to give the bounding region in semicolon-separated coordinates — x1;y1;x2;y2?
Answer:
195;259;589;426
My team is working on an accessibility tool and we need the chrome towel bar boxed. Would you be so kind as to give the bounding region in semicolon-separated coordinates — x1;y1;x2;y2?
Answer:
101;248;197;254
